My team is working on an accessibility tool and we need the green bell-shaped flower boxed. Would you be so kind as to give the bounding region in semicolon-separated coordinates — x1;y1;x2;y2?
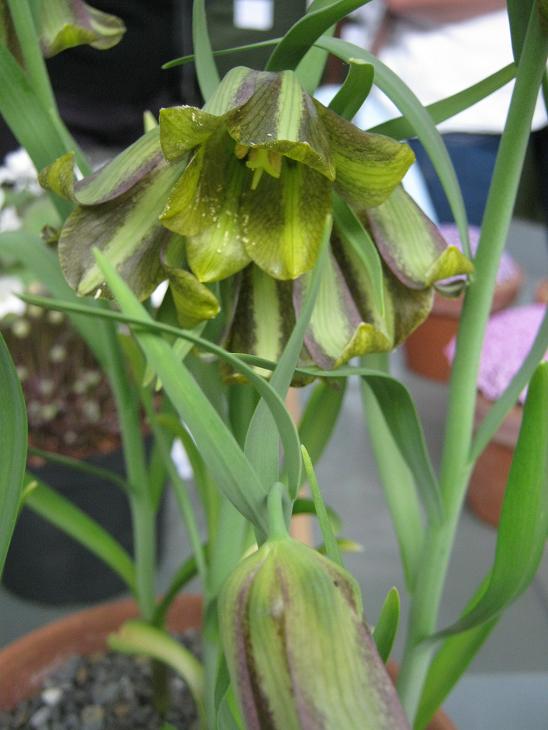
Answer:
0;0;125;58
158;66;414;281
219;537;410;729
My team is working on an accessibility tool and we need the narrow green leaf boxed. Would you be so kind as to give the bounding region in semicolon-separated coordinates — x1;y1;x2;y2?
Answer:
359;365;423;591
298;378;347;466
294;0;339;93
470;307;548;464
28;446;128;492
0;334;27;578
415;576;495;730
373;587;400;663
436;362;548;637
94;251;269;531
361;374;442;523
266;0;373;72
162;39;281;70
24;475;136;591
152;551;200;627
329;59;374;120
292;497;342;534
507;0;536;62
0;44;71;218
314;35;470;257
108;620;205;724
371;64;516;140
192;0;220;101
244;227;330;498
301;445;343;566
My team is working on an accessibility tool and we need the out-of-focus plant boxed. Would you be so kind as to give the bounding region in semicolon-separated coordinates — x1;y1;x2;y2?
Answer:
1;1;547;729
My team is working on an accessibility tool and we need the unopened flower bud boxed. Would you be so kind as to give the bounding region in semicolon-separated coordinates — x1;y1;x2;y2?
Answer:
219;538;409;729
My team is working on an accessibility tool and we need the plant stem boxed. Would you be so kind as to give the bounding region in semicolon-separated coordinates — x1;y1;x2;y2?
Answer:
396;12;548;725
101;320;155;622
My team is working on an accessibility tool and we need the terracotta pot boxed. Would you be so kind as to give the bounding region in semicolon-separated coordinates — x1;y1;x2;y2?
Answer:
0;595;454;728
467;394;522;527
0;594;202;711
535;278;548;305
404;270;523;382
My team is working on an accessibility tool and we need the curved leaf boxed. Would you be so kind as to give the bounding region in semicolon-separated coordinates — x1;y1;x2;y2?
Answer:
24;475;136;591
0;334;27;578
373;587;400;664
435;363;548;637
192;0;219;101
372;64;516;140
266;0;373;72
329;59;375;120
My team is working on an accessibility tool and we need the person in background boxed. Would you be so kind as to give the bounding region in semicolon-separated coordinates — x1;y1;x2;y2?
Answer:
348;0;548;227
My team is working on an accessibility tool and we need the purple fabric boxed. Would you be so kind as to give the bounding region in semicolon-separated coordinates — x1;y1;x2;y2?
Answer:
445;304;548;402
438;224;520;284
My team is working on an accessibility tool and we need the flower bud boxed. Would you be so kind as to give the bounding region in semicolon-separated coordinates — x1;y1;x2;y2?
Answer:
219;538;409;729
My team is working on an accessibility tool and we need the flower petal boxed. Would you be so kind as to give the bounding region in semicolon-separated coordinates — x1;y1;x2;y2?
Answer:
165;267;220;329
159;107;222;161
318;104;414;208
59;159;185;298
295;249;392;369
39;128;164;205
241;161;331;280
160;128;230;237
225;266;300;378
186;161;251;282
225;70;335;180
38;0;125;57
364;186;474;289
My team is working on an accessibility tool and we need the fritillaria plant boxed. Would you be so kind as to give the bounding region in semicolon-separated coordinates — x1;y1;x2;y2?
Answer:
0;1;547;729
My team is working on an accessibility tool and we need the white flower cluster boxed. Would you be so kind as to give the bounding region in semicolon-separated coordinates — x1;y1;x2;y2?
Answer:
0;148;42;234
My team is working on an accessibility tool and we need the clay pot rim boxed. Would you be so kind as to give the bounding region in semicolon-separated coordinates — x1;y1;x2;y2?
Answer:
0;595;455;729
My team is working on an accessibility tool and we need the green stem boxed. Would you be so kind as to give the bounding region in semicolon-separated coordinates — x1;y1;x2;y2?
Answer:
101;319;155;622
397;11;548;725
6;0;91;175
267;482;290;540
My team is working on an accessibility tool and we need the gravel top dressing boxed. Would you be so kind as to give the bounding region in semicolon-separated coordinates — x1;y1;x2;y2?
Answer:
0;633;200;729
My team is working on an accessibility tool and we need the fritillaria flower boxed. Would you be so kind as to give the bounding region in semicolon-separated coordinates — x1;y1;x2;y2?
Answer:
219;537;410;729
40;65;472;367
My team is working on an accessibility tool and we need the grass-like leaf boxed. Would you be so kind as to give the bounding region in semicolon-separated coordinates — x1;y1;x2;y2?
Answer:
371;64;516;140
298;378;347;467
329;59;374;120
301;445;343;566
192;0;219;101
266;0;373;72
0;334;27;578
373;587;400;663
435;362;548;637
24;475;136;591
109;620;205;726
244;229;329;498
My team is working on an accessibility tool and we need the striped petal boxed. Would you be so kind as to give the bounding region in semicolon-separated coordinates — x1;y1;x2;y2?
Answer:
39;128;164;205
37;0;125;57
295;248;392;369
58;159;185;298
224;70;335;180
318;104;414;209
364;186;474;289
241;161;331;280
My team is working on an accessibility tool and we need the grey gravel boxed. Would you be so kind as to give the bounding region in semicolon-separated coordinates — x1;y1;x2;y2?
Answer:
2;632;200;729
